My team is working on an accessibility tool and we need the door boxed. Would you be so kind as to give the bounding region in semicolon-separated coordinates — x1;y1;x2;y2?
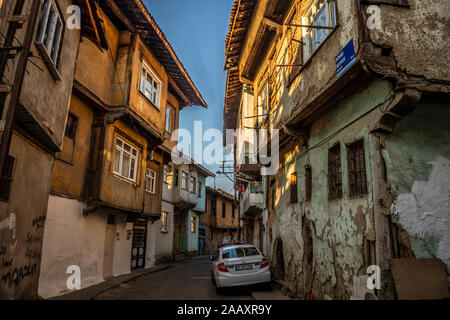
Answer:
178;213;186;251
103;225;115;278
131;217;147;270
173;214;180;250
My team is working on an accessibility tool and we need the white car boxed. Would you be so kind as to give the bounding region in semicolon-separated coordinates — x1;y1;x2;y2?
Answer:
211;244;271;293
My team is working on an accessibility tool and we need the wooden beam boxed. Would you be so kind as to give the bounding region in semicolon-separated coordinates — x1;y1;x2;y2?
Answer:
262;17;282;34
103;0;136;32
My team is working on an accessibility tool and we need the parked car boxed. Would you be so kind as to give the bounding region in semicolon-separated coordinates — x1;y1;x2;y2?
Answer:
211;244;271;294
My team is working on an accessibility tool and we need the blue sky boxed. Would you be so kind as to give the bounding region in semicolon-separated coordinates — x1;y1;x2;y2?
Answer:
145;0;235;193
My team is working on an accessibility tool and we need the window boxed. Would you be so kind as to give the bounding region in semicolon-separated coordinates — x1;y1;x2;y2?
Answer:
145;169;156;193
290;172;298;203
163;164;173;186
222;203;226;218
107;214;115;225
35;0;63;75
222;246;260;259
174;169;179;187
256;81;269;128
161;212;169;233
0;156;15;201
64;113;77;140
305;166;312;202
197;181;202;197
190;216;197;233
232;205;235;219
328;143;342;200
190;176;196;194
211;199;217;217
347;140;368;196
140;61;161;108
302;0;337;63
114;138;138;182
181;171;188;190
165;106;173;133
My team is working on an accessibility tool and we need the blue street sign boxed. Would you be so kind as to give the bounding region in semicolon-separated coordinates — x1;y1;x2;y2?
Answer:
335;39;357;79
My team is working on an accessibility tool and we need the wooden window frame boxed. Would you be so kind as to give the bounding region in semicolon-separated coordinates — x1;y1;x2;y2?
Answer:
140;60;161;109
35;0;64;80
190;176;196;194
145;168;156;194
181;171;188;190
113;138;139;183
64;112;78;140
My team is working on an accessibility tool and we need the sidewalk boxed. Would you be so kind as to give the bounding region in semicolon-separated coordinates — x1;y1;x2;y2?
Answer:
50;264;172;300
251;289;292;300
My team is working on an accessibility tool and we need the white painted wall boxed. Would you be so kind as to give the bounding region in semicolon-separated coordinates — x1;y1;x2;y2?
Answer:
39;195;133;298
392;156;450;273
39;196;105;298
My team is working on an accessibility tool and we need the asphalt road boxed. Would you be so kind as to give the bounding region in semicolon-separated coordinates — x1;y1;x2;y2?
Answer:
95;257;271;300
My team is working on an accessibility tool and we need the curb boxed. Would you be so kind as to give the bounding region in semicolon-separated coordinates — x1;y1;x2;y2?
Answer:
90;264;173;300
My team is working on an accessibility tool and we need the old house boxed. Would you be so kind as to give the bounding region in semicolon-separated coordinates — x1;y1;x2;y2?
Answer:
0;0;84;299
224;0;450;299
202;187;239;255
157;152;214;262
38;0;206;298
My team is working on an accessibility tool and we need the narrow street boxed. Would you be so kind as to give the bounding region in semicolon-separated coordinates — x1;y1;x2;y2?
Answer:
95;258;275;300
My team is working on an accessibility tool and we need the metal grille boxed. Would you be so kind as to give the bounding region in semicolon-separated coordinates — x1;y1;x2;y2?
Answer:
328;144;342;200
0;155;15;201
290;172;298;203
305;166;312;202
347;140;367;196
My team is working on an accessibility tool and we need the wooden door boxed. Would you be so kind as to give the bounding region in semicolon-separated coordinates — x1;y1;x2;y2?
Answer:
131;217;147;270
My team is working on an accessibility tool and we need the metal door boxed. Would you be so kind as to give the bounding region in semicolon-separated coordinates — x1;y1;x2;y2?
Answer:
131;217;147;270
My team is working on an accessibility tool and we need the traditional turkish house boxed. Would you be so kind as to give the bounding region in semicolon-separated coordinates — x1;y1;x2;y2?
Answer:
202;187;239;255
224;0;450;300
0;0;84;299
38;0;206;299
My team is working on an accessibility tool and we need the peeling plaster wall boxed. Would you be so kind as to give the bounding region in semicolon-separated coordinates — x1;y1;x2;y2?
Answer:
384;102;450;273
267;79;393;299
366;0;450;81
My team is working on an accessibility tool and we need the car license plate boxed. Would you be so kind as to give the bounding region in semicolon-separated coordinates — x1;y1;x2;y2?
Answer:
235;264;253;271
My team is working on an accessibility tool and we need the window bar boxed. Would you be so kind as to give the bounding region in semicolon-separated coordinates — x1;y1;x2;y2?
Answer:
277;64;303;67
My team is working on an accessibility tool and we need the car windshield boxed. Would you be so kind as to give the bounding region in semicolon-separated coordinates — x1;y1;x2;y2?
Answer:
222;246;260;259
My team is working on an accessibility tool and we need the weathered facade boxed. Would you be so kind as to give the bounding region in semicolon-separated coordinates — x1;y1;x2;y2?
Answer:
224;0;450;299
0;0;84;299
38;0;206;298
202;187;239;255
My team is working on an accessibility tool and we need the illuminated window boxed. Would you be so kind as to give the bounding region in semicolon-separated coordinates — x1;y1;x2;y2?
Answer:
161;212;169;233
190;216;197;233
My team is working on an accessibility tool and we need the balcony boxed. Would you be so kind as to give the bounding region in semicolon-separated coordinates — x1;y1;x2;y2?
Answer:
237;153;260;178
241;182;265;216
174;184;197;209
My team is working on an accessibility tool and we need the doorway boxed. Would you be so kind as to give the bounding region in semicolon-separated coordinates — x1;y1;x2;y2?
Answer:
103;214;116;278
131;216;147;270
174;212;187;251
